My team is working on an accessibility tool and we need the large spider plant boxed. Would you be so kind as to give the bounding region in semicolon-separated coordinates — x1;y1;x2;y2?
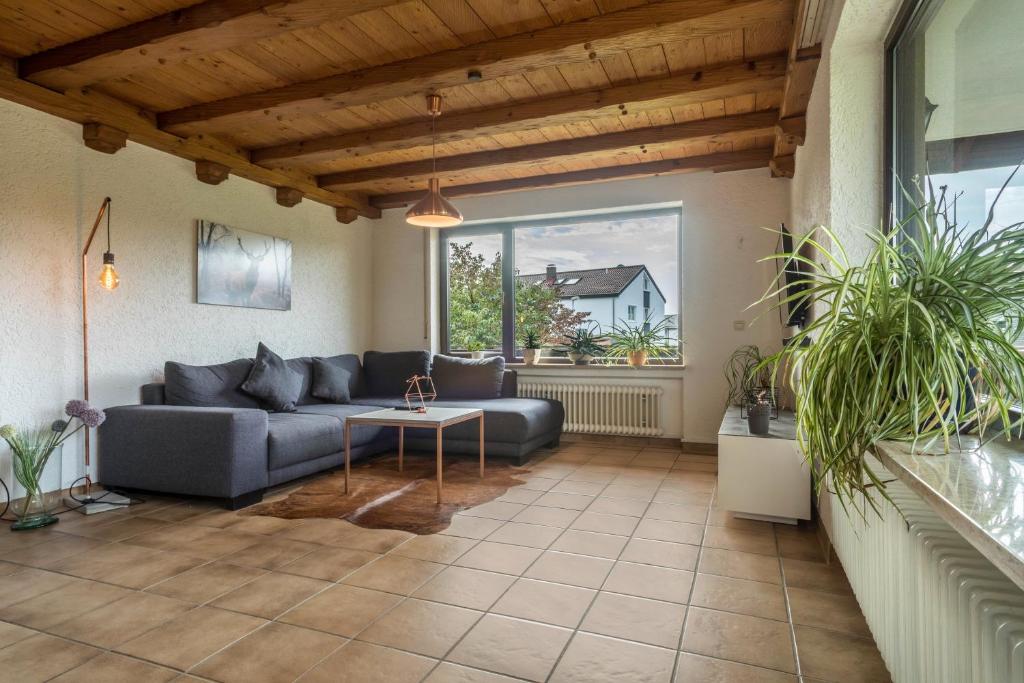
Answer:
759;171;1024;516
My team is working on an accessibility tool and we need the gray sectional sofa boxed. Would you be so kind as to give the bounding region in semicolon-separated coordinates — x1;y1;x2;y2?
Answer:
98;350;563;508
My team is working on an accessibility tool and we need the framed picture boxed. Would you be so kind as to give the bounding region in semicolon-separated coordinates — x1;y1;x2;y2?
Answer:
197;220;292;311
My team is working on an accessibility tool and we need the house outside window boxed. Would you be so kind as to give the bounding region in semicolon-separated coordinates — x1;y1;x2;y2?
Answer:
627;305;637;321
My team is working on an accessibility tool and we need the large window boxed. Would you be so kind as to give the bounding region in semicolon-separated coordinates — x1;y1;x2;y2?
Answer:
441;208;682;362
889;0;1024;230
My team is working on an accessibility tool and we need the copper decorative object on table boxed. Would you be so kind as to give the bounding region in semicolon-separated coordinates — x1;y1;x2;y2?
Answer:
404;374;437;413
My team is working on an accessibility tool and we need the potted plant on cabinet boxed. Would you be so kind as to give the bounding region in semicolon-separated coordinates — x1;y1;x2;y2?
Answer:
606;316;677;367
561;324;604;365
746;390;773;435
724;345;774;408
521;328;542;366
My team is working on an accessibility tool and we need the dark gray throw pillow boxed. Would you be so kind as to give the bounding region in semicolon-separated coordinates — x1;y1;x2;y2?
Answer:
241;343;303;412
311;357;352;403
431;354;505;400
363;350;431;396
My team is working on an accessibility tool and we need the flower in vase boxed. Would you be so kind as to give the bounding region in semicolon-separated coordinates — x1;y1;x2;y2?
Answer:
65;399;89;419
80;408;106;429
51;419;69;433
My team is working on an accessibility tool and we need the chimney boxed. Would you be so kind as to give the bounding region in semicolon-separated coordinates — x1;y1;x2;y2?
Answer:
545;264;557;284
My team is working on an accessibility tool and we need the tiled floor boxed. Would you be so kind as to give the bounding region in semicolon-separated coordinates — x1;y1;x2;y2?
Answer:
0;441;892;683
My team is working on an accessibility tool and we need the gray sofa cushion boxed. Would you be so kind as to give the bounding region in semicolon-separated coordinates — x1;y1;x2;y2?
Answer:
311;358;352;403
431;354;505;399
165;358;260;409
318;354;365;398
242;343;303;412
266;413;344;470
363;350;430;396
294;404;389;447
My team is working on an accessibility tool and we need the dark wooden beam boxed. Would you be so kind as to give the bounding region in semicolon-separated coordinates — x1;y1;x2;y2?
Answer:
82;123;126;154
196;160;230;185
775;115;806;146
336;207;360;224
320;110;778;190
251;55;787;167
369;148;774;208
158;0;792;134
276;187;303;207
769;154;795;178
772;0;822;174
18;0;406;89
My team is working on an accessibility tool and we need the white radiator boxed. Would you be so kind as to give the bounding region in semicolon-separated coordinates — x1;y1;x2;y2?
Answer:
829;458;1024;683
519;382;664;437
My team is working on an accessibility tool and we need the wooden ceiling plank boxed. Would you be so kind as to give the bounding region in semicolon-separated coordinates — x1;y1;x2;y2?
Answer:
320;108;778;189
251;54;786;166
369;147;772;206
18;0;410;89
156;0;792;133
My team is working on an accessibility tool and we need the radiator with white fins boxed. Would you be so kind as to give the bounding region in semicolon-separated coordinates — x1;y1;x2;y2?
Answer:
829;457;1024;683
519;382;664;437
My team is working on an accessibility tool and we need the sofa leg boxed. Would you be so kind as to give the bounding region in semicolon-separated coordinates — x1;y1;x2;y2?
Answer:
225;490;264;510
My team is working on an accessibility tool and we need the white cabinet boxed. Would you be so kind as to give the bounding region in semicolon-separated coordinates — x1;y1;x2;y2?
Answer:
717;407;810;524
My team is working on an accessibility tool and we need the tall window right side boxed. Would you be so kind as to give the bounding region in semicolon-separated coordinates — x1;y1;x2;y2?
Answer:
890;0;1024;232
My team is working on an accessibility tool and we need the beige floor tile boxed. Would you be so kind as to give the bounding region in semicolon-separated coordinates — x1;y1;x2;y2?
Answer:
550;632;676;683
600;483;657;501
620;538;699;571
424;662;520;682
448;614;572;682
50;591;193;648
0;633;101;682
50;652;178;682
124;525;262;560
221;515;302;535
787;587;871;637
706;509;773;532
634;518;704;545
703;527;777;556
603;561;694;603
550;529;628;559
519;476;561;492
212;572;329;619
698;547;782;584
116;606;264;671
795;625;892;683
645;502;708;524
285;519;413;553
524;550;614;589
343;555;445;594
0;620;36;648
0;567;76;609
297;641;436;683
532;491;594;510
0;527;66;555
485;522;562;549
565;467;619;484
279;546;381;582
580;592;686;648
550;479;606;496
459;501;527;521
359;597;480;658
775;528;824;562
632;453;679;468
781;557;853;595
569;511;639;536
674;652;798;683
586;496;649;517
146;562;266;604
0;561;21;576
511;505;580;528
681;607;796;673
439;515;505;539
690;573;788;621
61;516;169;542
497;487;545;505
452;541;542;575
0;578;132;630
391;534;478;563
51;544;204;589
413;566;516;610
193;621;345;683
491;577;595;628
221;537;318;570
279;584;402;637
3;533;108;569
139;501;218;522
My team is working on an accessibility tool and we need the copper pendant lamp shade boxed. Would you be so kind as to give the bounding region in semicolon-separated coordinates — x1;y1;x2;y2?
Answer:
406;95;463;228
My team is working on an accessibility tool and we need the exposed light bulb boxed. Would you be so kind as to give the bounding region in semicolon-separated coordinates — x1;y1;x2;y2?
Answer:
98;252;120;290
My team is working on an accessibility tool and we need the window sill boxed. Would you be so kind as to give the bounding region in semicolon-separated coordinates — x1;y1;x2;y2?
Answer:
507;363;686;379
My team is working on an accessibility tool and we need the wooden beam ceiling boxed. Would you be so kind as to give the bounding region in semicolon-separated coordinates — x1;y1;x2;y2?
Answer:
157;0;792;134
18;0;406;89
319;110;778;190
772;0;822;175
251;54;787;167
369;149;775;208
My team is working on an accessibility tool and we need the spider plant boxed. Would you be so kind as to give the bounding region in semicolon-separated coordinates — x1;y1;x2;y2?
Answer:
724;345;772;408
560;324;604;364
758;170;1024;517
605;316;677;366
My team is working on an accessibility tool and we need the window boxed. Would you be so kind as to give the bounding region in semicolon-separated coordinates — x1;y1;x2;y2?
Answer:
889;0;1024;232
441;208;681;362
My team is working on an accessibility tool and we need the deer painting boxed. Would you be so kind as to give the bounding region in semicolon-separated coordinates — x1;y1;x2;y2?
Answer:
196;220;292;311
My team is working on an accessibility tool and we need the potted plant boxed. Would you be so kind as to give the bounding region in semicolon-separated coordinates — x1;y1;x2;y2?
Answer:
561;324;603;365
746;390;772;435
521;328;542;366
606;316;677;367
759;173;1024;515
0;400;106;530
466;340;486;360
724;345;773;408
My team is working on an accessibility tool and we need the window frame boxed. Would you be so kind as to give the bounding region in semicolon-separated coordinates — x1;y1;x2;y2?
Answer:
439;207;683;364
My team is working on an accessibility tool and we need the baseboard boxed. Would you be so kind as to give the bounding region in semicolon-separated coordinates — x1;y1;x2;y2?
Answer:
680;441;718;456
561;433;682;449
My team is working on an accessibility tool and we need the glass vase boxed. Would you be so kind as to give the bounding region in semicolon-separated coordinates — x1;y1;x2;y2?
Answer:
11;444;61;531
11;487;58;530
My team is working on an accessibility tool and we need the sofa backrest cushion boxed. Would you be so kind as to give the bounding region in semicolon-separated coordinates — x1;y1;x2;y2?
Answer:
311;358;352;403
363;350;430;396
165;358;261;408
431;354;506;399
241;343;304;412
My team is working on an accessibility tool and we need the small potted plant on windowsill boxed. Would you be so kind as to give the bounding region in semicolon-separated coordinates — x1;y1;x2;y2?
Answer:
466;340;486;360
521;329;542;366
561;325;604;365
606;316;677;367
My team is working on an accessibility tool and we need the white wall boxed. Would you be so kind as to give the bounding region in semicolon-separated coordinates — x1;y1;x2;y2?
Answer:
0;98;375;490
372;170;790;443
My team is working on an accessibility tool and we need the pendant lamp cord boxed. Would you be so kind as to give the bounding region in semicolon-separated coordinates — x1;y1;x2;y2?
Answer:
105;199;112;252
431;106;437;177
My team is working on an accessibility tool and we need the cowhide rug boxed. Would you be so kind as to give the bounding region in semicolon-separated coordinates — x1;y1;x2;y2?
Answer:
243;452;531;535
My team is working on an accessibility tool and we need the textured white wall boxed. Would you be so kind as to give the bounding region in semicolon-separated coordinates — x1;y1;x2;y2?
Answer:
0;99;374;488
372;170;789;443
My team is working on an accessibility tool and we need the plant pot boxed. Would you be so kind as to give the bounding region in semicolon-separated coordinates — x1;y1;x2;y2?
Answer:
523;348;540;366
626;350;648;367
567;352;592;365
747;404;772;435
470;351;485;360
11;487;58;531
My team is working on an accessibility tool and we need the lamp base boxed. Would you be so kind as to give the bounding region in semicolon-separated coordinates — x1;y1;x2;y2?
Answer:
64;490;132;515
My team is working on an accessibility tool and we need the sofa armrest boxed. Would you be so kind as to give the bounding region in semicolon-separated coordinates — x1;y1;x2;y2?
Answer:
98;405;269;499
501;370;518;398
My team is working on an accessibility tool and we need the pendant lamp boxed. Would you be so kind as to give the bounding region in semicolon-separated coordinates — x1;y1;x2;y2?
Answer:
406;94;463;227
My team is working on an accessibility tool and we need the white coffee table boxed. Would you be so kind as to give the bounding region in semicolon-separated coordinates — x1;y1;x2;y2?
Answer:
343;407;485;503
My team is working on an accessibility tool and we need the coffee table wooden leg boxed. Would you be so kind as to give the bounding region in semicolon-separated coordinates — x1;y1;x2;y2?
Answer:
398;426;404;472
436;426;443;504
344;421;351;495
479;415;485;478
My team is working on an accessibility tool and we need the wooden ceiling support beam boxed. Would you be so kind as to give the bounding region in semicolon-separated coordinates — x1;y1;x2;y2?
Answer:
82;123;126;154
251;55;787;167
319;110;779;190
0;68;379;218
276;187;303;207
369;148;773;208
771;0;822;176
196;160;230;185
775;115;806;145
157;0;792;134
336;207;360;224
769;154;795;178
17;0;406;89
